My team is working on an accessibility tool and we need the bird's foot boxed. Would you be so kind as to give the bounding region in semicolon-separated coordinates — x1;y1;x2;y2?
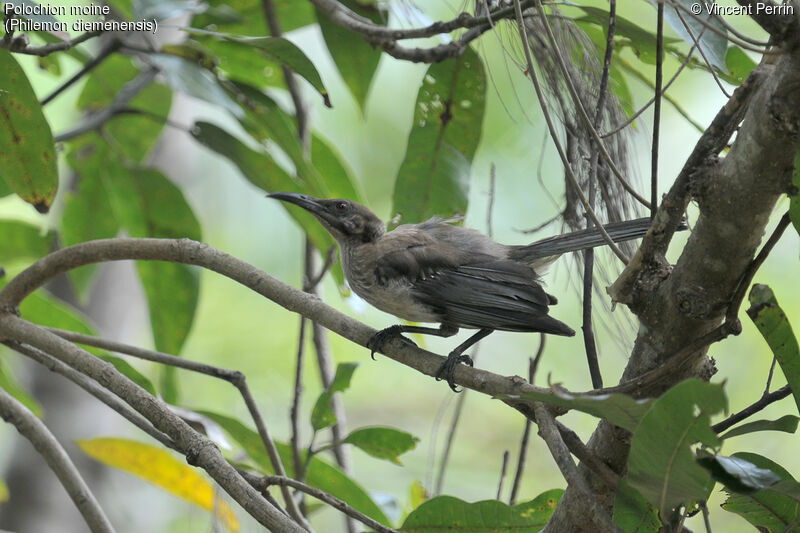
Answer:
367;325;417;360
435;352;474;392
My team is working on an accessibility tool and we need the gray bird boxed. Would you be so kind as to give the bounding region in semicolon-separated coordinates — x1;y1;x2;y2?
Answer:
270;192;653;391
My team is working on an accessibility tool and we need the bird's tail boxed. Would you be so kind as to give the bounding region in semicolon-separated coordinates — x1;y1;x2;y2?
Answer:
508;217;675;263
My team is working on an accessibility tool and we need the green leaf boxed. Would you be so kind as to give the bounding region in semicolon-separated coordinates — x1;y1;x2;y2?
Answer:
76;56;172;162
0;278;156;396
311;362;358;431
198;410;391;526
107;169;201;403
698;454;782;494
329;361;358;393
63;141;122;296
722;452;800;531
573;5;681;64
148;54;243;117
392;46;486;223
0;220;53;262
613;479;661;533
78;55;139;110
0;173;11;197
401;490;562;532
720;415;800;440
316;0;383;111
626;379;726;515
197;38;285;89
790;149;800;237
102;166;201;402
230;81;363;201
36;54;61;76
342;427;419;465
182;29;330;107
513;387;654;432
190;121;337;258
653;0;728;71
722;47;756;85
310;134;363;201
747;284;800;416
192;0;313;35
0;357;42;417
0;51;58;213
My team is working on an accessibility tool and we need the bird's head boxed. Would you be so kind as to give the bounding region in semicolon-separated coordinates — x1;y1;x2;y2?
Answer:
268;192;385;244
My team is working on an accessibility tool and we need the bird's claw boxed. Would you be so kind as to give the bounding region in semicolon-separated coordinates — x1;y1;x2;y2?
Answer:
435;352;474;392
367;325;416;360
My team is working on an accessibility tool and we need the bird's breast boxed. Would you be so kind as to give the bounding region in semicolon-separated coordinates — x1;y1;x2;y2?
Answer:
342;245;441;324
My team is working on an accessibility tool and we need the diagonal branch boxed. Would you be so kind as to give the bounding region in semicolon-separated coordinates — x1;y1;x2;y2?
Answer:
0;315;306;533
0;381;115;533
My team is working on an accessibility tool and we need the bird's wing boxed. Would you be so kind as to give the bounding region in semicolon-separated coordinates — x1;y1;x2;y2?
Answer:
374;232;573;335
373;228;463;284
412;260;574;335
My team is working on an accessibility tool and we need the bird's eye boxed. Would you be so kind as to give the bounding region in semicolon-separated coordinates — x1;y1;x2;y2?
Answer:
335;202;348;212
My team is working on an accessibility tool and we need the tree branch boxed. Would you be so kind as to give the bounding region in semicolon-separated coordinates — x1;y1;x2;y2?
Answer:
0;381;115;533
0;315;305;533
53;68;157;143
42;327;305;529
532;403;621;533
0;238;577;407
241;472;399;533
4;340;177;452
0;30;102;56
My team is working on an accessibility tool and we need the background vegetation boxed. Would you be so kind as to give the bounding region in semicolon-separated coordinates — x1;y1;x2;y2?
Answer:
1;0;800;532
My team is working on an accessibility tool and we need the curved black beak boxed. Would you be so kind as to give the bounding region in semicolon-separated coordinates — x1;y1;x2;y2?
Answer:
267;192;325;215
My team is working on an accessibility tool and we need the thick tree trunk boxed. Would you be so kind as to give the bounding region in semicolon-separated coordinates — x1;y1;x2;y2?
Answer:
544;48;800;532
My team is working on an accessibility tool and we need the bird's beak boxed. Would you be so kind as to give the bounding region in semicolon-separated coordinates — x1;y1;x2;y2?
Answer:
268;192;326;216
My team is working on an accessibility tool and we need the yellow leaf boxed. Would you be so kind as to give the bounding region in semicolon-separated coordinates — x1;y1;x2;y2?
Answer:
77;438;239;532
0;478;9;502
409;480;428;510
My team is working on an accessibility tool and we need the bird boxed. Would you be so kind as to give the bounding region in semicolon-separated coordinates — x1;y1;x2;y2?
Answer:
269;192;655;391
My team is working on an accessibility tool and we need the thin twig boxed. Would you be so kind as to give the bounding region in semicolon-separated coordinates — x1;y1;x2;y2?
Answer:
764;357;778;395
291;316;308;481
581;0;616;391
513;0;631;264
664;0;781;53
242;472;400;533
530;1;651;210
700;500;712;532
434;343;481;495
712;385;792;434
310;0;533;42
554;421;619;488
42;42;119;106
43;327;309;531
532;402;621;532
601;48;698;138
652;0;664;220
725;213;791;323
0;30;102;56
497;450;510;500
4;341;177;452
672;4;730;98
0;383;115;533
487;163;497;238
53;69;157;143
614;58;704;134
530;334;546;384
605;212;791;396
509;357;536;505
